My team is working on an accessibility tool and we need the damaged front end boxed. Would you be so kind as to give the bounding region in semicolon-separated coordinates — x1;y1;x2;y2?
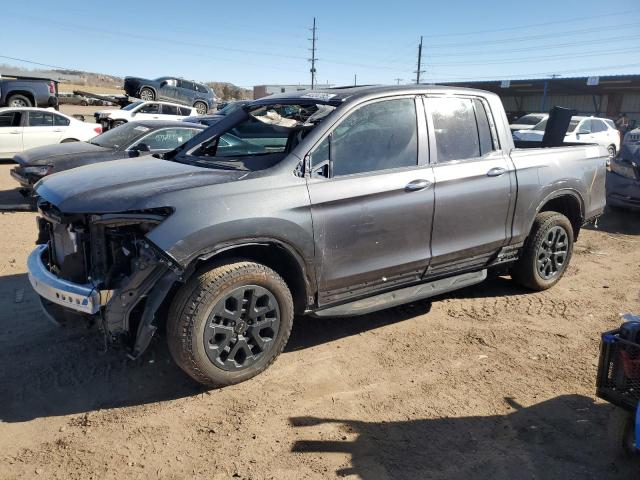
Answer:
28;200;181;358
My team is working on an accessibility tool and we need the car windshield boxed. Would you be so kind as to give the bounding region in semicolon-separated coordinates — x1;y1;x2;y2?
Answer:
218;102;247;116
122;101;144;111
567;119;581;133
183;103;336;171
89;123;151;149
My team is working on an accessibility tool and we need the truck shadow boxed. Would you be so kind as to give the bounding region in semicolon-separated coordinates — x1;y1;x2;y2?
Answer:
290;395;638;479
0;271;556;423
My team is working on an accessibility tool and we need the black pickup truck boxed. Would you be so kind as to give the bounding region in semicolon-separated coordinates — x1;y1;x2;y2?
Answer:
0;75;59;108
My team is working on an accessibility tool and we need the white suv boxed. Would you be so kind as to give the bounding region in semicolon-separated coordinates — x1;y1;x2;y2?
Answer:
513;116;621;159
95;101;197;130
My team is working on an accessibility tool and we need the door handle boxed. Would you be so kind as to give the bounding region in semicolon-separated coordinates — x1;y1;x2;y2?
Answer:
9;130;21;134
405;179;431;191
487;167;507;177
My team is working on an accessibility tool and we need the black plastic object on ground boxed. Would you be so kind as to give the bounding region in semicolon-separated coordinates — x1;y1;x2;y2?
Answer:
596;316;640;412
541;106;577;147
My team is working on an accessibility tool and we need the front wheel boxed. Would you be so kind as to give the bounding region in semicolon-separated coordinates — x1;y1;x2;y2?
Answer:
511;211;574;291
607;145;617;161
167;260;294;387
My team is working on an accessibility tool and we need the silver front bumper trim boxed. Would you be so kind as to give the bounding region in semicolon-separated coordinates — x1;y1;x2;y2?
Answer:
27;244;103;315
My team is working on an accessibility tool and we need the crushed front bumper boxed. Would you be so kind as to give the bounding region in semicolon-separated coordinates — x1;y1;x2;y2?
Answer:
27;244;104;315
606;171;640;210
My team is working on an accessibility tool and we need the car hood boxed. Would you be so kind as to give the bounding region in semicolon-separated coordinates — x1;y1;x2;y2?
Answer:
35;157;249;213
13;142;112;166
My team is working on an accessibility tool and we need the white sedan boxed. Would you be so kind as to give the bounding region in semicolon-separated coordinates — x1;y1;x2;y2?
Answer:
95;101;197;130
513;115;621;159
0;107;102;159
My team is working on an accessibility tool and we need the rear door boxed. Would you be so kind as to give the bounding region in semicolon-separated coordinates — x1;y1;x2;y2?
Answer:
425;95;514;274
0;110;24;157
23;111;63;149
306;97;435;305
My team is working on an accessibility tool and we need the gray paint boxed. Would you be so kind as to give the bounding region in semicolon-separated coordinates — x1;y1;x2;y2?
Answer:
34;85;607;314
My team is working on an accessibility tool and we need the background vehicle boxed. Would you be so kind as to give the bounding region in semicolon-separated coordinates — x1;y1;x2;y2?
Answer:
509;113;548;133
513;115;621;159
0;75;58;109
183;100;251;126
0;107;100;159
607;128;640;210
94;101;196;130
10;120;204;189
124;76;217;114
27;86;607;387
58;93;89;106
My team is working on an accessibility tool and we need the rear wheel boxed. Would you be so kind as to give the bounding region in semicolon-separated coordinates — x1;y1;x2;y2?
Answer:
139;87;155;101
60;138;79;143
607;145;617;161
511;211;574;291
194;101;208;115
7;94;32;107
167;260;294;386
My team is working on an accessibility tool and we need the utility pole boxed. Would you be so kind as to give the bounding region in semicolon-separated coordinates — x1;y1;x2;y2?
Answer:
415;36;424;84
309;17;317;88
394;78;403;85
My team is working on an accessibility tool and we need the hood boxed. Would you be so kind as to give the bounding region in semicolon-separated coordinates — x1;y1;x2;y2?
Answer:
13;142;111;166
35;157;248;213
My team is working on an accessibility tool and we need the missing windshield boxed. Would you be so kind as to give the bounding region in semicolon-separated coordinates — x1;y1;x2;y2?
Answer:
193;103;335;167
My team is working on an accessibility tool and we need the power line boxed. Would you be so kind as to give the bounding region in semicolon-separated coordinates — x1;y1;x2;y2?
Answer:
420;8;640;38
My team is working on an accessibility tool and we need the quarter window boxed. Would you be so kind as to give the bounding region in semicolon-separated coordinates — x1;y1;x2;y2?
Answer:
324;98;418;177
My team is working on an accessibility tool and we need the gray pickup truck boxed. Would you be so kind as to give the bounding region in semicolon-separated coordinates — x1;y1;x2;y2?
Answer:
27;85;607;386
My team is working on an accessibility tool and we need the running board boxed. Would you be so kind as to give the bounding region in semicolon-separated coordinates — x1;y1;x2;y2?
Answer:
312;269;487;317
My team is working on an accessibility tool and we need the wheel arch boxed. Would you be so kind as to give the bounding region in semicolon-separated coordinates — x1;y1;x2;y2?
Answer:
535;190;584;240
185;239;314;314
7;90;36;106
138;85;157;98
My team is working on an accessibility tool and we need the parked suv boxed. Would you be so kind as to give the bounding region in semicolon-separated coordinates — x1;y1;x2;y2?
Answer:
94;101;197;130
124;76;217;114
28;86;607;387
0;75;58;109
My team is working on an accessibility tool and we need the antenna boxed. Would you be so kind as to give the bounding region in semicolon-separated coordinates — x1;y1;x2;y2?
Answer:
414;36;425;84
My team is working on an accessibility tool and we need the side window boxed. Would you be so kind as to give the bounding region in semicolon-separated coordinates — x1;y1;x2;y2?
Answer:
591;120;606;133
327;98;418;177
135;128;200;150
179;106;193;115
0;111;21;127
162;104;179;115
53;114;70;126
472;99;496;155
28;111;54;127
139;103;160;114
163;78;177;88
429;97;480;162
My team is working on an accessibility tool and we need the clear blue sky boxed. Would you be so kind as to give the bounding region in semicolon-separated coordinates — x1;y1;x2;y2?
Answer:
1;0;639;87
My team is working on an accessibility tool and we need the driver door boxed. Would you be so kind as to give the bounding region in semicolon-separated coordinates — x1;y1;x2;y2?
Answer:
0;110;24;157
306;97;434;305
134;103;161;120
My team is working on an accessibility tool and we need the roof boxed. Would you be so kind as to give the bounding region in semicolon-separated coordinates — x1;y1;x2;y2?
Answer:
0;106;59;112
130;119;207;129
249;84;494;106
440;74;640;96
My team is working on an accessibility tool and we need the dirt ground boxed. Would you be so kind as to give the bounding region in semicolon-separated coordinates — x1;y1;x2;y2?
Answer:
0;161;639;479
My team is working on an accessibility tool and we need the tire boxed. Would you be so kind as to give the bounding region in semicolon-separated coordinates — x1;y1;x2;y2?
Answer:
607;408;637;458
7;94;32;108
511;211;574;291
60;138;79;143
194;101;208;115
607;145;616;161
139;87;155;101
167;260;294;387
110;120;126;129
81;100;88;106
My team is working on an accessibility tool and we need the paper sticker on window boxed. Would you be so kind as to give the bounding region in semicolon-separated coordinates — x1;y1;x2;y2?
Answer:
134;126;150;132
